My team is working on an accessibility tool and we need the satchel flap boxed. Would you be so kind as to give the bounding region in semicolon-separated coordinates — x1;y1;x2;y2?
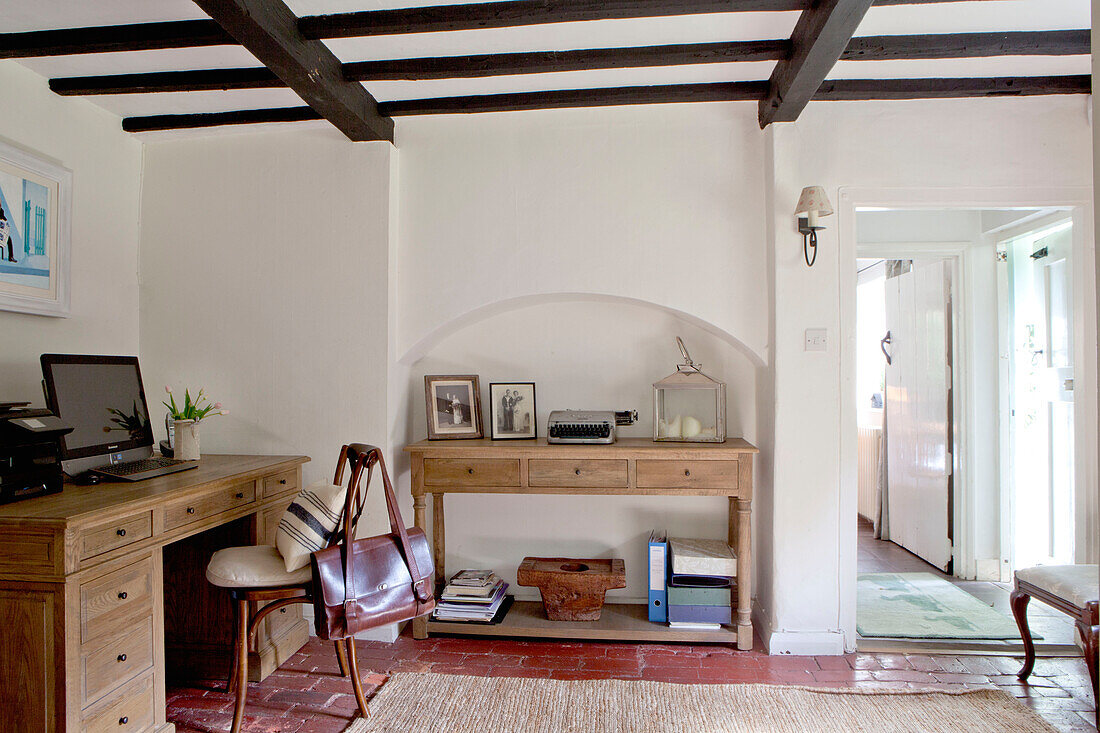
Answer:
313;527;434;608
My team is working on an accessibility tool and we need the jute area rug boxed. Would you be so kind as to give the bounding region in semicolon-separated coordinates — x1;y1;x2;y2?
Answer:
342;672;1055;733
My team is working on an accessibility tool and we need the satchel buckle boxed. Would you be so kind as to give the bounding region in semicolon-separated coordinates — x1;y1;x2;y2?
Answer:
377;583;388;591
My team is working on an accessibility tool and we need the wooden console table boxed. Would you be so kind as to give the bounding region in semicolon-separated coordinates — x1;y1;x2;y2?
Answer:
405;438;757;650
0;454;309;733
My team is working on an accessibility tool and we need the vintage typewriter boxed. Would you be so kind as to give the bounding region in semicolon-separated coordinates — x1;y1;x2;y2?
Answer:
546;410;638;444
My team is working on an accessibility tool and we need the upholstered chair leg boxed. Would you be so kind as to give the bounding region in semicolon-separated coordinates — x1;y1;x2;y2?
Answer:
344;636;371;719
335;639;350;677
226;600;240;693
1079;601;1098;728
1010;589;1035;680
231;599;251;733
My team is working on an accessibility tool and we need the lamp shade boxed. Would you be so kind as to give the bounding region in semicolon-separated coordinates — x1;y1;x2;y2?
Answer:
794;186;834;217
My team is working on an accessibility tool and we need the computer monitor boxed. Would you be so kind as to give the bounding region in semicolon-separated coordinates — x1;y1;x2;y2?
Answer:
40;354;155;475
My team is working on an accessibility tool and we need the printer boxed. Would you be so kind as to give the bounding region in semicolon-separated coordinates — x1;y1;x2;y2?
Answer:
0;402;72;504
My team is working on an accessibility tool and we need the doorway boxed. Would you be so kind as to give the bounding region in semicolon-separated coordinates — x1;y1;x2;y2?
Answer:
850;206;1083;653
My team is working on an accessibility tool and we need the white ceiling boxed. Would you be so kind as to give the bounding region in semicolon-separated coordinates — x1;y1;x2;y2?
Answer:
1;0;1091;130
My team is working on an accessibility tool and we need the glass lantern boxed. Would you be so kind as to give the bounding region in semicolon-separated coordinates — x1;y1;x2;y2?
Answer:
653;338;726;443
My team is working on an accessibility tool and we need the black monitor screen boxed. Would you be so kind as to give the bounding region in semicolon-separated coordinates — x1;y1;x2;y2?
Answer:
41;355;154;459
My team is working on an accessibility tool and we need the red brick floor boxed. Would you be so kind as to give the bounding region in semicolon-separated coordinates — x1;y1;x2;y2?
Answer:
168;632;1098;733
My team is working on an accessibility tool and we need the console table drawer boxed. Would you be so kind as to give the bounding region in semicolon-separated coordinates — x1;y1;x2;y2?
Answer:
80;511;153;561
82;616;154;707
82;670;154;733
424;458;520;487
81;557;154;644
636;460;739;490
165;482;256;530
528;459;628;488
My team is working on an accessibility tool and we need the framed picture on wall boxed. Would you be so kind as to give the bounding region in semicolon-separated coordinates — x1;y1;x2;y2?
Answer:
424;375;483;440
489;382;536;440
0;140;72;317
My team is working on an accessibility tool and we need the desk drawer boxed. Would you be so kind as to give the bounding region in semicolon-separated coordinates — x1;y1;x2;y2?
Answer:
165;482;256;530
82;616;154;707
80;557;154;644
80;511;153;561
636;460;739;490
528;459;628;488
424;458;520;487
82;670;154;733
263;469;298;498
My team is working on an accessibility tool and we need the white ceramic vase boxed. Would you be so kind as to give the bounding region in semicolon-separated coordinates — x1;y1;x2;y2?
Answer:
174;419;200;461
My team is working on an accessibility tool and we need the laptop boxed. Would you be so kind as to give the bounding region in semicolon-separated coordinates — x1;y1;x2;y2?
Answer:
41;354;199;482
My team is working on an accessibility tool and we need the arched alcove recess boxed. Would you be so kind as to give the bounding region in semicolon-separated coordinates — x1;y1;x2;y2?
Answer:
398;292;768;368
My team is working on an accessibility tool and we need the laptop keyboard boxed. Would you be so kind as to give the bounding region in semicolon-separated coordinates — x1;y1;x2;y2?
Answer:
96;456;185;477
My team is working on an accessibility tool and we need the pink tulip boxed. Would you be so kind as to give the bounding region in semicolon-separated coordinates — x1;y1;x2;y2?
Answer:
165;385;172;393
213;402;223;409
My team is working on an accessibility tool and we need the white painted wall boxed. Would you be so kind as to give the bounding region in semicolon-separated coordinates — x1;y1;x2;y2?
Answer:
0;63;142;399
408;299;757;601
137;128;397;536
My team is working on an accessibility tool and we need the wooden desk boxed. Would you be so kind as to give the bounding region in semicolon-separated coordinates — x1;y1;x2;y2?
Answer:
404;438;757;650
0;454;309;733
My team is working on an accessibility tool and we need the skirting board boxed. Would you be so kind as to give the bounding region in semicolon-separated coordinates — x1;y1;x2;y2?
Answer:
302;605;402;643
752;606;847;656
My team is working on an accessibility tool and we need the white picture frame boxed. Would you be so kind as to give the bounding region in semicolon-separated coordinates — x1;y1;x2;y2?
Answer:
0;140;72;317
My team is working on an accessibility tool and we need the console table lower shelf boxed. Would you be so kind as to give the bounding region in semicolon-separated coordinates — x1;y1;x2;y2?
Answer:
426;600;741;644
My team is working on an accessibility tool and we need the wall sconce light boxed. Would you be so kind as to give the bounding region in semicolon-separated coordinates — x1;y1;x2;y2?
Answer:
795;186;833;267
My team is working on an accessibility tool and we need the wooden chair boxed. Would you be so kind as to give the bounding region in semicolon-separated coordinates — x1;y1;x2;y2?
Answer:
205;444;381;733
1009;564;1098;727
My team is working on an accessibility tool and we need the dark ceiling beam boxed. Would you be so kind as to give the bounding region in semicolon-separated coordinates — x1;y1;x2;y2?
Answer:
759;0;875;127
377;81;770;115
0;20;230;59
52;27;1088;95
816;74;1091;99
50;67;281;96
192;0;392;142
123;106;322;133
345;40;789;81
120;73;1089;131
843;29;1090;60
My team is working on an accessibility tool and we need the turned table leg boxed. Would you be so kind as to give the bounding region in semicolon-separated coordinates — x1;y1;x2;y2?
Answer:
412;493;429;640
433;494;446;592
736;497;752;650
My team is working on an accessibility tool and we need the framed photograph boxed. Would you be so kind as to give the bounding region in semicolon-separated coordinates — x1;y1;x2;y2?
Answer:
424;375;483;440
0;140;72;317
489;382;537;440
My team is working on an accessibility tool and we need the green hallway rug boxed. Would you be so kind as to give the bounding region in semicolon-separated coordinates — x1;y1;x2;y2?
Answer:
857;572;1028;639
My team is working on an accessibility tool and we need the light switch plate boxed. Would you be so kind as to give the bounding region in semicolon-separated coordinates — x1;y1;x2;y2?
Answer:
805;328;827;352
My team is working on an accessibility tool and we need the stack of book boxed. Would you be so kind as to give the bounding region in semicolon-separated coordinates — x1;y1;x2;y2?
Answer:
431;569;513;624
665;537;736;630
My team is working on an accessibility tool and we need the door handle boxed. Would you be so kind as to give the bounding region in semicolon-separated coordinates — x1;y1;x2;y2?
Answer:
880;331;893;365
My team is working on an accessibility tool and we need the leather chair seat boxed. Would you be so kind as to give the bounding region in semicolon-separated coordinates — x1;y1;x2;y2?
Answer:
206;545;312;588
1016;564;1099;609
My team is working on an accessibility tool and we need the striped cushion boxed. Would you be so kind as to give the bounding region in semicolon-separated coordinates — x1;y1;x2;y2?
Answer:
275;480;345;572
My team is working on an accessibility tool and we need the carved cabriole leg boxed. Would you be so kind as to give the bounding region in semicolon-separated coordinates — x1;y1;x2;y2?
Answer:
1009;589;1035;680
345;637;371;719
412;493;428;640
231;599;250;733
736;497;752;650
1077;601;1098;727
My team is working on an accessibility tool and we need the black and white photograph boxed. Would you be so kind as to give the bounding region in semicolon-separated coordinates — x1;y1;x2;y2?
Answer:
490;382;536;440
424;375;483;439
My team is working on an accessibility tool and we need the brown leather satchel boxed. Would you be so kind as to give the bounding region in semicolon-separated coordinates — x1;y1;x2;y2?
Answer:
311;447;435;640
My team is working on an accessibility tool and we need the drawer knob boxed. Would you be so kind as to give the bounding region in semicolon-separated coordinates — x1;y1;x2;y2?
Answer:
684;469;691;476
119;717;128;726
235;491;244;499
117;653;127;662
575;468;581;475
117;528;126;537
186;507;195;514
118;591;127;600
467;468;474;474
279;478;287;484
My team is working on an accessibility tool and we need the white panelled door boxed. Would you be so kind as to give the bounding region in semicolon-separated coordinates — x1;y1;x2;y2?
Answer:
884;259;953;571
